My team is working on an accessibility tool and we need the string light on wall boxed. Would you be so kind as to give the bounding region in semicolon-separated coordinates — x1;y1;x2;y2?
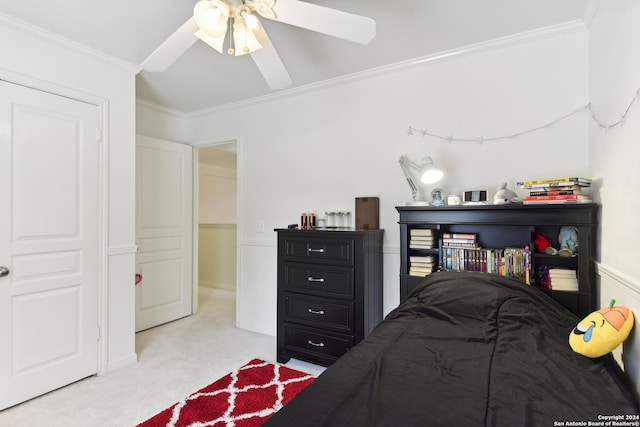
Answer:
408;88;640;143
590;88;640;129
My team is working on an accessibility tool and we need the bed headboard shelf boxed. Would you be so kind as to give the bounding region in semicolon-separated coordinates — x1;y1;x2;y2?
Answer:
397;204;598;317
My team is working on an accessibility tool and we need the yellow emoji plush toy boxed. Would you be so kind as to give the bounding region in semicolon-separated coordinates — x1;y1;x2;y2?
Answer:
569;300;634;358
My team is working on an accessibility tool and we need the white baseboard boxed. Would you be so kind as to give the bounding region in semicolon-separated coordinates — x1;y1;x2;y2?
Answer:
106;353;138;374
199;280;235;291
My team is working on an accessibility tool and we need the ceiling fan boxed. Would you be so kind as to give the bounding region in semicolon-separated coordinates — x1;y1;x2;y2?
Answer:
141;0;376;90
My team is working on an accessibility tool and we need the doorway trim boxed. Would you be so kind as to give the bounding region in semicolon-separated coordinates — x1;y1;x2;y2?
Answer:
192;136;241;319
0;67;109;375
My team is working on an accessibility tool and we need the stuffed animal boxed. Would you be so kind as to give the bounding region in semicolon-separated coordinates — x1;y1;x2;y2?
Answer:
533;228;558;255
493;182;523;205
558;226;578;257
569;300;634;358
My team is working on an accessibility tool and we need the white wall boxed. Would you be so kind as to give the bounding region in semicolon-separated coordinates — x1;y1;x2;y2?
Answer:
136;100;190;144
199;224;237;290
181;27;590;336
588;0;640;394
0;15;137;373
199;163;237;224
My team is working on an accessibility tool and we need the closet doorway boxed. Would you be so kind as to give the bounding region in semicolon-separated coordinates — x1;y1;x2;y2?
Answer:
197;143;238;296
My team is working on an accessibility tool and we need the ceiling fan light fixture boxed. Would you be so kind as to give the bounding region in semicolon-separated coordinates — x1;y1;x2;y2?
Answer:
194;29;226;54
194;0;230;37
247;0;277;20
232;19;263;55
241;9;261;30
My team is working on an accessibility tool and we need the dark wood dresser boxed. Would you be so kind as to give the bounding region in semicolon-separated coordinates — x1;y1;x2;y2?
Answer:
275;228;384;366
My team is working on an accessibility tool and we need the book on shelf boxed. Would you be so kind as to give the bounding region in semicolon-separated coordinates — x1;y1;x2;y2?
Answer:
534;266;579;290
517;177;592;188
549;270;579;291
523;198;592;205
442;237;476;244
409;269;434;277
441;241;479;248
410;242;435;249
548;268;577;278
525;194;591;202
410;228;435;236
410;237;435;244
409;265;434;272
410;255;434;263
409;252;435;277
441;232;479;249
411;263;434;271
441;232;477;240
528;187;587;196
410;230;436;249
551;280;578;291
411;235;435;241
442;247;484;273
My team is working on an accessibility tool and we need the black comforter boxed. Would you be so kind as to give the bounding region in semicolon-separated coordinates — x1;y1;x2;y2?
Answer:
264;272;639;427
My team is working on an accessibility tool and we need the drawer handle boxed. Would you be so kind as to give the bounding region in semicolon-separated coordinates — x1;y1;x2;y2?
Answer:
307;340;325;347
308;248;325;253
307;277;325;283
308;308;325;315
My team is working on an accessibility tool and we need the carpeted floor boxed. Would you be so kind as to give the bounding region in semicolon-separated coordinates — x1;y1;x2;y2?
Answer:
0;287;324;427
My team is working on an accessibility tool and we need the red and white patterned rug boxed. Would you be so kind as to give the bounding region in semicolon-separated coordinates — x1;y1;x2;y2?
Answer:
136;359;315;427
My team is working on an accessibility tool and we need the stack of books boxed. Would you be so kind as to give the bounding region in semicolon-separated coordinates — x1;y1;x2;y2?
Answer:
517;177;592;205
436;232;532;284
548;268;578;291
409;255;435;277
440;245;531;284
409;228;436;249
441;232;478;248
441;232;479;272
501;247;531;284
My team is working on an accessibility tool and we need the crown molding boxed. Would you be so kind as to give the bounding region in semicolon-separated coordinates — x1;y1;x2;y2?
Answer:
0;11;139;73
183;19;588;118
136;97;190;119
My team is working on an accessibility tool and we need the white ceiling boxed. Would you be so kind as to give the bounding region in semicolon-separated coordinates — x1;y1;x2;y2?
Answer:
0;0;593;113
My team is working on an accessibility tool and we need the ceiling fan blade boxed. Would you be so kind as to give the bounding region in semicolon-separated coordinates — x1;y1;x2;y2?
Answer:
259;0;376;45
250;28;292;90
194;29;226;54
141;18;200;72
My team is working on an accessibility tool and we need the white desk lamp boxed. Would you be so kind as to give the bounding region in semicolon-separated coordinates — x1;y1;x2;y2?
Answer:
398;155;444;205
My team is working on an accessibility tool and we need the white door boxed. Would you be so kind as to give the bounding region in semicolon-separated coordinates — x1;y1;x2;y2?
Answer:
136;136;193;332
0;80;100;410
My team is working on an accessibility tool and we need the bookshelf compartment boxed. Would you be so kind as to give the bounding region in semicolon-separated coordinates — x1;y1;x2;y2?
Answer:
441;224;531;250
397;204;598;317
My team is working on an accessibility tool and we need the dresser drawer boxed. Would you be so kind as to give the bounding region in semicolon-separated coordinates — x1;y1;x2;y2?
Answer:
283;237;354;265
283;263;353;299
283;324;353;364
284;294;354;333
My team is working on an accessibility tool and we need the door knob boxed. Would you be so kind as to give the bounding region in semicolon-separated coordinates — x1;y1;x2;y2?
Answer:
0;267;9;278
